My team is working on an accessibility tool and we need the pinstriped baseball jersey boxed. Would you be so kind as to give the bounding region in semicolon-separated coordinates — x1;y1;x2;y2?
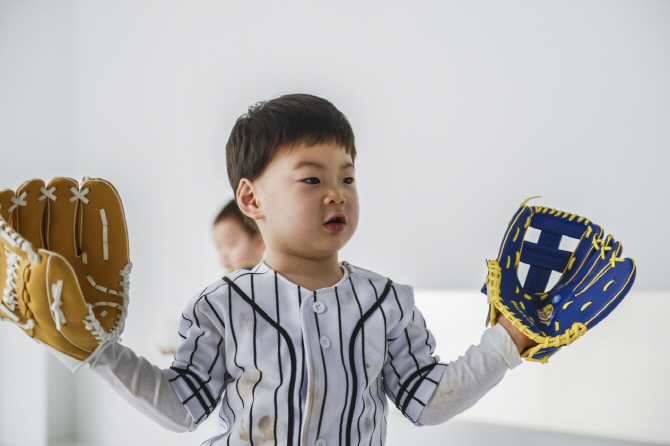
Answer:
164;261;446;446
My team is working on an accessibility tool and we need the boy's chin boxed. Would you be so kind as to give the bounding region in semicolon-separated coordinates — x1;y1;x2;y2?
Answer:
303;240;353;260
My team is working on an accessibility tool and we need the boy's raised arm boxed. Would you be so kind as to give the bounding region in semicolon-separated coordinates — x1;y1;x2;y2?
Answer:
89;341;195;432
89;283;231;433
381;294;523;427
416;322;522;426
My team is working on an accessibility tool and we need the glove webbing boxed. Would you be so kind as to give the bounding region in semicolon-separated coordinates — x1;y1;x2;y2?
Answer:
519;209;590;296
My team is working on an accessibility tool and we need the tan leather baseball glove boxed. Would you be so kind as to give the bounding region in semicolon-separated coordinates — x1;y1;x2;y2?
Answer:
0;177;131;371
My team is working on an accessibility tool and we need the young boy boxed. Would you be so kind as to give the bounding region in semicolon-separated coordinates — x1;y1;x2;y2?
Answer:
90;93;533;446
212;200;265;273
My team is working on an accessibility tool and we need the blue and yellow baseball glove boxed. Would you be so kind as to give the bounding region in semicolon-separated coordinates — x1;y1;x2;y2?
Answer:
483;198;636;363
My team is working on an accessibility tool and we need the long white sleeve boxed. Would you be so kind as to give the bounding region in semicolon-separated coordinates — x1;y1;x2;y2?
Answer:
417;323;522;426
88;341;195;432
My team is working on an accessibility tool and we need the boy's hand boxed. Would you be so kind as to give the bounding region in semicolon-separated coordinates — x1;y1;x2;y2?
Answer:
496;314;537;354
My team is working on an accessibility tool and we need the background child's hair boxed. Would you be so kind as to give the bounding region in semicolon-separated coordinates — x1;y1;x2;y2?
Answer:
214;199;259;234
225;93;356;195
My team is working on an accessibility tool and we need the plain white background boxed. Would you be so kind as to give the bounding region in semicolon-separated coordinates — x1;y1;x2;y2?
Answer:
1;1;669;445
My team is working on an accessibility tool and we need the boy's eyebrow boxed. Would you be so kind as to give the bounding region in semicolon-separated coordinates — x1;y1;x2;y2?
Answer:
293;160;355;170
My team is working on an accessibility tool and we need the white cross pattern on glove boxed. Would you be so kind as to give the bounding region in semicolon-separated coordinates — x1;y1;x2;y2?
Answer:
69;187;90;204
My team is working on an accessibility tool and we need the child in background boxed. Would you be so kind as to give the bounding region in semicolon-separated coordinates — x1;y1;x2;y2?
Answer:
212;199;265;272
156;202;265;356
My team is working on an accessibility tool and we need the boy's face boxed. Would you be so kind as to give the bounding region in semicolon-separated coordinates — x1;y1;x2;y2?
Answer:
252;141;359;262
213;218;265;272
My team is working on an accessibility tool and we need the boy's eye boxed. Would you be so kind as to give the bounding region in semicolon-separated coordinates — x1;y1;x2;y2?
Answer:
343;177;355;184
303;177;320;185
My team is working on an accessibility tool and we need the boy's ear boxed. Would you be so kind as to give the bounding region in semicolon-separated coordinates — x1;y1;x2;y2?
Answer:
236;178;262;221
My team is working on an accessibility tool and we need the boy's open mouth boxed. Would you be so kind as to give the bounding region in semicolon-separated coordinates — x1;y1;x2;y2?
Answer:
324;214;347;233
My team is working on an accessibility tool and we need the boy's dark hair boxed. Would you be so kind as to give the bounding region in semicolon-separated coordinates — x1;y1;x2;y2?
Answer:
214;199;259;234
225;94;356;194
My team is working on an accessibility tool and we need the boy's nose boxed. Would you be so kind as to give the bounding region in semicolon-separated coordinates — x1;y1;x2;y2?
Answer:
324;187;346;204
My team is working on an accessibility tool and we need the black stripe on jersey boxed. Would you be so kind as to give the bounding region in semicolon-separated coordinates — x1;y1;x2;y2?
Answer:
249;275;263;446
186;289;224;373
394;363;431;408
401;365;436;415
186;288;211;370
403;328;420;370
385;350;401;384
273;272;282;446
223;383;236;436
335;286;350;446
394;362;438;418
420;313;431;350
366;280;384;446
350;278;366;446
187;332;205;372
313;290;329;438
204;294;226;329
374;377;386;446
385;284;405;404
207;336;224;376
345;278;393;446
231;266;271;283
179;313;193;339
170;367;216;418
224;277;298;446
201;292;227;379
228;282;247;410
374;283;388;364
350;281;369;386
369;279;389;446
391;286;404;321
384;286;404;344
297;285;305;429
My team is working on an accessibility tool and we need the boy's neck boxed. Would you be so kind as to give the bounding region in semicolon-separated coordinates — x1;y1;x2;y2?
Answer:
263;250;344;292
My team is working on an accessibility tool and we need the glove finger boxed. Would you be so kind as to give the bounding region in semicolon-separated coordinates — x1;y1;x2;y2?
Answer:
0;213;39;326
0;189;15;223
542;236;616;334
77;178;129;273
561;225;605;291
589;256;636;325
27;251;102;360
43;177;80;259
14;179;47;250
568;234;615;295
75;178;130;332
568;239;636;327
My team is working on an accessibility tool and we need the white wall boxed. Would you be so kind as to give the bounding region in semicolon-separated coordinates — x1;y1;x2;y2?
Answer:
0;2;75;445
1;1;669;445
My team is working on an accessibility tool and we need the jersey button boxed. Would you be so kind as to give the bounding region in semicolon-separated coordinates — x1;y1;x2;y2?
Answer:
312;301;326;314
315;438;327;446
320;336;331;349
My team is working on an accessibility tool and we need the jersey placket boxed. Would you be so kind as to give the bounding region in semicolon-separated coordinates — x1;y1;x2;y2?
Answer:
300;287;335;446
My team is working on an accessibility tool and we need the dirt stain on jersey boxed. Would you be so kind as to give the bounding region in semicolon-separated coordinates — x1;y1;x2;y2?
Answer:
364;413;374;433
238;369;261;400
239;312;251;334
252;415;275;444
239;418;250;441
